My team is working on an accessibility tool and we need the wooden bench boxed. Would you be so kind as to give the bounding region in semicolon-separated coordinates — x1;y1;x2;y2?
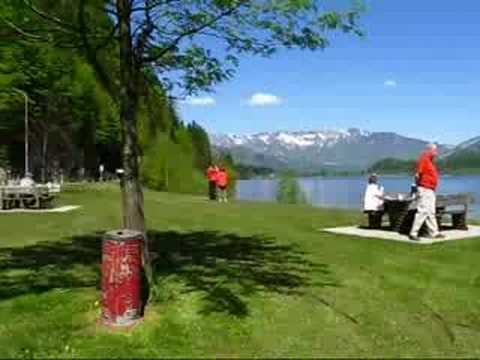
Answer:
436;193;474;230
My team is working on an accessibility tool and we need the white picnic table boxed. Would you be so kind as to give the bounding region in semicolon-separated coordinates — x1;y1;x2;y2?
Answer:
0;184;61;210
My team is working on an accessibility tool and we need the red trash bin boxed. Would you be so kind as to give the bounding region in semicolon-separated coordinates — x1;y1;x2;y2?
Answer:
101;229;144;327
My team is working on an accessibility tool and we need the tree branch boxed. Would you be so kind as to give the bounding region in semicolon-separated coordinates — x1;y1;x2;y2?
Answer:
143;2;247;63
0;16;45;40
21;0;80;33
134;0;155;64
94;22;120;51
130;0;180;13
91;2;119;17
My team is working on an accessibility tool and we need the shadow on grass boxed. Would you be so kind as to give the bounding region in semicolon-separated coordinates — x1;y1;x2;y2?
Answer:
0;230;338;317
148;231;338;316
0;234;102;300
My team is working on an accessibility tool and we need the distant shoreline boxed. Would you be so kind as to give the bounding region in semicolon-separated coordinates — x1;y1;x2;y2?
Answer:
239;172;480;180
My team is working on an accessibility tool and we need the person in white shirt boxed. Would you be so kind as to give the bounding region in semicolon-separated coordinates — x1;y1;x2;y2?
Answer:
363;174;385;228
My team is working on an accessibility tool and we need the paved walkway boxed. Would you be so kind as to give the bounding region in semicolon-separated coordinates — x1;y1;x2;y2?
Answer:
323;225;480;245
0;205;80;214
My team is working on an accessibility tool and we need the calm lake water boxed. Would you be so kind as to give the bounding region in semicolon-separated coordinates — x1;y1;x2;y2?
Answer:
236;175;480;218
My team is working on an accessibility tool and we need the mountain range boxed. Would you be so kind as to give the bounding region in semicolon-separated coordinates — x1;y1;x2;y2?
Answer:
441;136;480;159
440;136;480;172
211;128;458;172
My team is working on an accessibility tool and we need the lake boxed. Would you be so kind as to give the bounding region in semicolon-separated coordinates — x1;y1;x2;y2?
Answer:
236;175;480;218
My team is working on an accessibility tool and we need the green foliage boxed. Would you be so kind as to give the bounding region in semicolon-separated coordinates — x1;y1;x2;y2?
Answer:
6;0;363;97
188;121;212;171
301;168;366;177
276;171;307;204
0;37;92;176
371;152;480;175
0;146;9;168
236;164;275;179
136;86;214;195
368;158;416;174
141;133;207;194
443;150;480;173
1;1;215;190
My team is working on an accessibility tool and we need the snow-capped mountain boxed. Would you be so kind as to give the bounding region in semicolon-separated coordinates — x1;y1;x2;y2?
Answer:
212;128;451;172
212;129;369;149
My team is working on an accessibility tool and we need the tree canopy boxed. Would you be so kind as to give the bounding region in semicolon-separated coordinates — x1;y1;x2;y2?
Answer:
2;0;363;232
0;1;212;189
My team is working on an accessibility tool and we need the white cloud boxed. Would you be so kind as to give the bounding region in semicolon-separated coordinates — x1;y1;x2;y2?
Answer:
248;92;282;106
384;80;397;88
184;96;216;106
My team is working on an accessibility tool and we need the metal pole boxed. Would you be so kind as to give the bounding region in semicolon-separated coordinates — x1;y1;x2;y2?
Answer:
13;88;29;176
24;92;28;176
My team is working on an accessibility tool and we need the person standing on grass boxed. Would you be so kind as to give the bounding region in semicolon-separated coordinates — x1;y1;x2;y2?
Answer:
409;143;445;241
206;163;219;201
216;167;229;203
99;163;105;182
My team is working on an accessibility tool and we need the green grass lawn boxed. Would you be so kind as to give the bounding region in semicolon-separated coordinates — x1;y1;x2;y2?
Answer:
1;184;480;358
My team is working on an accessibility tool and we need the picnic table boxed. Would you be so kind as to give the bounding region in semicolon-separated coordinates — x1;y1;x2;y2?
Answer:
383;192;474;235
0;185;58;210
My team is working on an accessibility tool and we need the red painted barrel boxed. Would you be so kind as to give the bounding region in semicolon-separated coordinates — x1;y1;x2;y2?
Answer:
101;229;144;327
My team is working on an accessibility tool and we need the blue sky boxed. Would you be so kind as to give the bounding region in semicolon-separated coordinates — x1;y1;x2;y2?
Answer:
177;0;480;145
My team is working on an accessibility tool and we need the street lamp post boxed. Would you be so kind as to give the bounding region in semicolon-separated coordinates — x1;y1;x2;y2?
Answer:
13;88;29;177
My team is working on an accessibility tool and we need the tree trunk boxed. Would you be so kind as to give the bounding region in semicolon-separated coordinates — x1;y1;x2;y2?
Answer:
117;0;145;233
83;119;97;180
40;101;49;183
117;1;153;304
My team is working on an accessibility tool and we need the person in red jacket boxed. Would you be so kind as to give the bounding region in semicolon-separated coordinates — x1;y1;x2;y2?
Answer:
216;166;229;203
409;143;445;241
206;164;219;201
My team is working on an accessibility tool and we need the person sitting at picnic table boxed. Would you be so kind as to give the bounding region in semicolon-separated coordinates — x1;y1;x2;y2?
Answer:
363;173;385;228
409;143;445;241
216;166;229;203
206;163;219;201
19;173;35;188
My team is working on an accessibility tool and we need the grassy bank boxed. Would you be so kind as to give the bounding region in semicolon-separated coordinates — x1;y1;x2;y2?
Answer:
1;185;480;358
